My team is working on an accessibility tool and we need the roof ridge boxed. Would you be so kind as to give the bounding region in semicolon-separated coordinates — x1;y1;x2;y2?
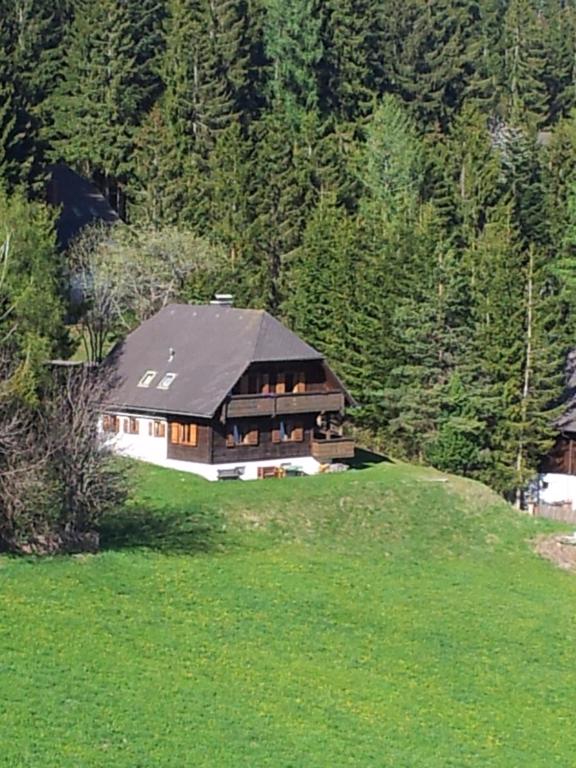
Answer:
249;309;267;362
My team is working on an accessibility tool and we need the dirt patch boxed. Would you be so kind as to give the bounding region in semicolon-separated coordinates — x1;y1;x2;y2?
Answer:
535;534;576;572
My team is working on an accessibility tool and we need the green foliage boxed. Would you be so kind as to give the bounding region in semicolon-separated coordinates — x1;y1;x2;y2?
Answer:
0;189;64;390
263;0;323;120
3;0;576;496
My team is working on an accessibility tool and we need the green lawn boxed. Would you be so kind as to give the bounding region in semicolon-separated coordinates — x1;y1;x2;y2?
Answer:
1;460;575;767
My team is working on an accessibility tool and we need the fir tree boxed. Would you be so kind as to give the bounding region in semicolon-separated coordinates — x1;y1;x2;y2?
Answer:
263;0;323;123
391;0;486;133
49;0;139;215
501;0;549;127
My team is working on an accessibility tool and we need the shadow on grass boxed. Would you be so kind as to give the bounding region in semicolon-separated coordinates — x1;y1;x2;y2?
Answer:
346;448;393;471
100;504;222;555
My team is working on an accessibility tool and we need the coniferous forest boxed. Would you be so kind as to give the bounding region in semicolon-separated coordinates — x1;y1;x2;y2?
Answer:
3;0;576;499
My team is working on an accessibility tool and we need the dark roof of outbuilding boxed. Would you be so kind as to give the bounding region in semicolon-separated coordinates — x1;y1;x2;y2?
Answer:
555;349;576;433
46;163;119;249
105;304;328;418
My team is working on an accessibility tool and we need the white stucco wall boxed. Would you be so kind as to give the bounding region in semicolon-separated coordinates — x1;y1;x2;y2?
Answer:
100;413;322;481
539;473;576;507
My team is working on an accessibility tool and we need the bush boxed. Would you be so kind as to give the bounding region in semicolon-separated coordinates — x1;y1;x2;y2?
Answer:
0;360;127;555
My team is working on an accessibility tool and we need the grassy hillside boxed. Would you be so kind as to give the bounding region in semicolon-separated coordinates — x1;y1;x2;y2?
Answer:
1;461;575;767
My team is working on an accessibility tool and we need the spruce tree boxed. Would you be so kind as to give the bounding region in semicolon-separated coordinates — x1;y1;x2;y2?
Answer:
281;192;354;373
501;0;549;127
391;0;486;133
49;0;139;214
318;0;372;120
262;0;323;123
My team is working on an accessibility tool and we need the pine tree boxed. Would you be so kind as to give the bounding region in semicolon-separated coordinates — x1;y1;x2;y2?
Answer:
127;0;167;113
501;0;549;127
0;190;65;395
49;0;139;215
0;16;17;189
247;106;317;309
0;0;71;190
318;0;372;120
281;192;354;372
262;0;323;123
391;0;486;133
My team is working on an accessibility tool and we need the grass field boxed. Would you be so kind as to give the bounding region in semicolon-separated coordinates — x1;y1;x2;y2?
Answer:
1;459;575;767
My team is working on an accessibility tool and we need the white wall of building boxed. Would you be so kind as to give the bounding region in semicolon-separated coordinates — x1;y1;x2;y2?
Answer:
539;473;576;507
100;413;322;481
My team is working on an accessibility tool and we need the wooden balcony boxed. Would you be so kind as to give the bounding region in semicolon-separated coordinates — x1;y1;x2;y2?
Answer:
311;437;355;462
226;391;345;419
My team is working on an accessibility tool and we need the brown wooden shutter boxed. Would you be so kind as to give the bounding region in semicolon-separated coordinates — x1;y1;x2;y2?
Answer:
157;422;166;438
190;424;198;447
276;373;286;394
261;373;270;394
246;428;259;446
133;418;140;435
272;426;281;444
123;418;129;433
291;424;304;442
170;422;179;444
295;372;306;394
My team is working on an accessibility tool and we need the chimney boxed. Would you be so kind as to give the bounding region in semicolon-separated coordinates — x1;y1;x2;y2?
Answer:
210;293;234;307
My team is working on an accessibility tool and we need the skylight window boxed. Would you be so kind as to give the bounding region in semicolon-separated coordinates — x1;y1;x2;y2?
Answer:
157;372;177;390
138;370;157;388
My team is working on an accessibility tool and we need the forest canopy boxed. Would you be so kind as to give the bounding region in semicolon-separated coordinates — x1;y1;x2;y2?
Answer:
2;0;576;497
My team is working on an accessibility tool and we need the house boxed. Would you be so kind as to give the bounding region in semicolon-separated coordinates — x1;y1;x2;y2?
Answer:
101;301;355;480
538;350;576;508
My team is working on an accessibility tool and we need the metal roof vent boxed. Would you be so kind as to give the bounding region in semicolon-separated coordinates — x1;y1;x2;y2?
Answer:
210;293;234;307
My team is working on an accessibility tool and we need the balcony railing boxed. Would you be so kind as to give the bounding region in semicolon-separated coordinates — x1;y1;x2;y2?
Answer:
226;391;345;419
311;437;355;462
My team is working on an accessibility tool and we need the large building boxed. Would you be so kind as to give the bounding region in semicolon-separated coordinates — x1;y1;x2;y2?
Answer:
101;302;355;480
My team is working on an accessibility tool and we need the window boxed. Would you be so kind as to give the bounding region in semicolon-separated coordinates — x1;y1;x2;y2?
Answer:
170;422;198;446
157;372;177;390
123;417;139;435
102;414;119;433
272;420;304;443
138;370;157;388
226;423;259;448
148;420;166;438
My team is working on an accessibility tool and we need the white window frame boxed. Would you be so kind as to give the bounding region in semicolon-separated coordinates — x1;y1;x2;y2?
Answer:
138;370;157;388
157;372;177;390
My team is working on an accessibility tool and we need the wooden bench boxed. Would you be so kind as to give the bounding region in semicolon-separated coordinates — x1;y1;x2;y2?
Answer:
217;467;245;480
258;466;282;480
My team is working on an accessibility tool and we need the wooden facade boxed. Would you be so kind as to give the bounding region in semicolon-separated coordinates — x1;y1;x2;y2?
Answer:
111;359;354;470
542;435;576;475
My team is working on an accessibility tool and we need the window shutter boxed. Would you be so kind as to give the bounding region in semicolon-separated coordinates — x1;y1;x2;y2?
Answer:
292;424;304;442
170;422;179;443
133;418;140;435
295;372;306;394
157;422;166;438
123;418;129;433
190;424;198;447
275;373;286;394
261;373;270;394
272;427;281;444
246;428;258;446
148;421;153;436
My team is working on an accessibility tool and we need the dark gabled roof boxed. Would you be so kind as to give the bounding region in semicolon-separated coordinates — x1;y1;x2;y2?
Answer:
46;163;119;250
106;304;327;418
555;349;576;434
